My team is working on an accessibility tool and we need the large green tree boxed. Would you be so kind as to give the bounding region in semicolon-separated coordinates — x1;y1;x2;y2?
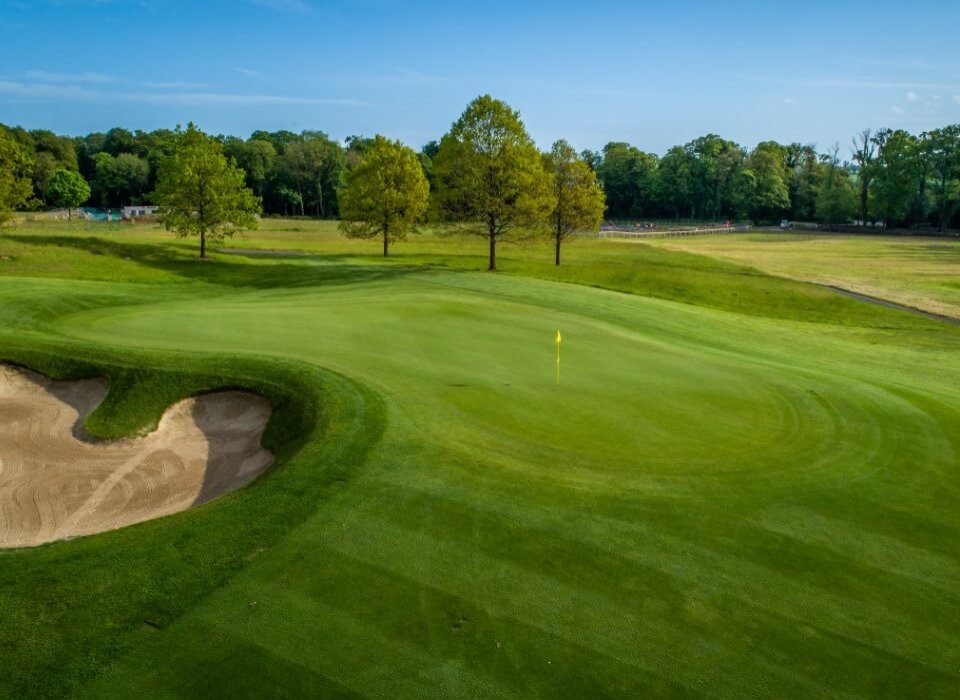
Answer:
338;135;430;257
0;128;33;222
46;169;91;220
732;143;790;221
871;129;918;227
152;124;260;258
656;146;697;218
279;134;344;217
851;128;876;225
785;143;822;221
224;138;276;198
598;142;657;218
688;134;744;219
543;140;605;265
93;152;150;207
815;146;857;227
922;125;960;232
432;95;554;270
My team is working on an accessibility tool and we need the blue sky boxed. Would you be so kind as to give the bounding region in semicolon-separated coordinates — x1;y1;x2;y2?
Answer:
2;0;959;154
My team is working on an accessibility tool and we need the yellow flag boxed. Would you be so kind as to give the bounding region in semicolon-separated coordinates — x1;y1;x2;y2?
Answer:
555;329;561;385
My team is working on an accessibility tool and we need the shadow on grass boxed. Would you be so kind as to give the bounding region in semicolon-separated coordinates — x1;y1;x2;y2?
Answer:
4;234;436;290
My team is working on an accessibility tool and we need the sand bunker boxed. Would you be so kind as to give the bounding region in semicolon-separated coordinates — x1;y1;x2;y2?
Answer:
0;364;273;548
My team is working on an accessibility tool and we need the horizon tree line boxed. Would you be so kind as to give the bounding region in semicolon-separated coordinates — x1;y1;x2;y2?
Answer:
1;106;959;234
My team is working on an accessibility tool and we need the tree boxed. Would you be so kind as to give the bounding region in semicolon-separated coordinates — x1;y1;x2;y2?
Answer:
543;140;605;265
30;151;58;207
432;95;554;271
93;152;150;207
922;126;960;232
279;135;344;217
225;138;276;198
344;135;376;170
815;145;856;227
871;129;918;227
732;143;791;221
851;128;876;226
46;169;91;219
0;128;33;222
656;146;697;218
152;124;260;258
102;127;141;156
580;149;602;172
418;141;440;191
338;135;430;257
598;142;657;218
785;143;822;221
688;134;744;219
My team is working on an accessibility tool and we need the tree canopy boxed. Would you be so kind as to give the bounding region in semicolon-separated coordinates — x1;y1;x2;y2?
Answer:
46;169;91;218
152;124;261;258
2;110;960;232
543;140;605;265
432;95;554;270
338;135;430;256
0;128;33;223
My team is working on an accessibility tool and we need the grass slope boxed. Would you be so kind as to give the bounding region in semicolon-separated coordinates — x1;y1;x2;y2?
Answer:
646;232;960;318
1;221;959;698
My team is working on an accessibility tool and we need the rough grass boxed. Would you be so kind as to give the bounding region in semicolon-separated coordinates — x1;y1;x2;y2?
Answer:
1;220;959;698
645;231;960;318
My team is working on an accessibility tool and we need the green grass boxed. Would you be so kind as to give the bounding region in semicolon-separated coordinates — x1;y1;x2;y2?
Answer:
1;220;959;698
644;231;960;318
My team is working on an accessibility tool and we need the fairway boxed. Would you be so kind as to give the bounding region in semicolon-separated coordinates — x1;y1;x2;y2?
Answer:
1;223;960;697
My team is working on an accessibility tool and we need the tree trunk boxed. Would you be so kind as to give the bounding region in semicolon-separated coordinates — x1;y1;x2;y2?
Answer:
383;225;389;257
940;177;947;233
488;234;496;271
200;230;206;259
859;185;868;228
67;208;72;221
555;235;561;266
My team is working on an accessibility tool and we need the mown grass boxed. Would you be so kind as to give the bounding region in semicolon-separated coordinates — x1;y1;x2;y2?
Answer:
645;231;960;318
1;219;959;698
2;219;953;333
0;340;384;698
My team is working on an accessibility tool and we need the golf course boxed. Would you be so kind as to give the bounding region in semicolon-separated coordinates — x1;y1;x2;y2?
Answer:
1;220;959;697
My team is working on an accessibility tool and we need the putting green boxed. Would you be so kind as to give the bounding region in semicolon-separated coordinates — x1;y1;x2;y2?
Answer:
2;233;960;698
57;269;934;488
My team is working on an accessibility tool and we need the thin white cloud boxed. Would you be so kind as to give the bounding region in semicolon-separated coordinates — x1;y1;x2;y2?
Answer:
955;95;960;104
0;80;364;107
143;80;208;89
752;75;958;90
890;105;905;115
0;80;99;99
248;0;311;13
390;67;442;84
236;68;263;79
129;91;365;106
25;70;115;83
906;91;919;101
783;97;797;105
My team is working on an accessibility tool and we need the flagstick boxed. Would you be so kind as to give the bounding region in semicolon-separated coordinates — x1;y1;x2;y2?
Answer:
555;329;561;386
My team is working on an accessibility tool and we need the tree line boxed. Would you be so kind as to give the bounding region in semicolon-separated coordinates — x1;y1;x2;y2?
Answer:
2;100;959;234
135;98;605;268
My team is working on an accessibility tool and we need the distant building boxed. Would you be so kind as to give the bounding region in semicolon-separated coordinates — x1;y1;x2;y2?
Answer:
122;205;159;219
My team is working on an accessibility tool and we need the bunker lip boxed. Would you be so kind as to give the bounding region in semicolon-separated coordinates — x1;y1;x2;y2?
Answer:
0;363;274;549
